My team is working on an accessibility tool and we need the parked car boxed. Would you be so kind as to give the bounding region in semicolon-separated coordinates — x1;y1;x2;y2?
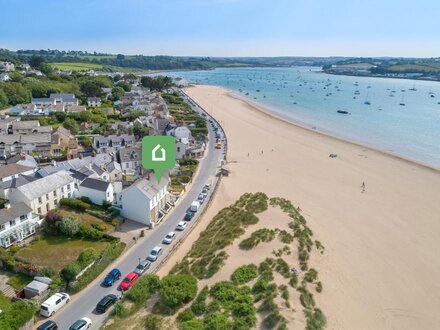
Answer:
163;231;176;244
197;194;205;204
147;246;163;261
134;259;151;275
119;272;139;291
40;292;70;317
37;321;58;330
69;317;92;330
176;221;188;231
204;183;211;191
184;211;195;221
102;268;121;287
190;201;200;211
96;294;119;313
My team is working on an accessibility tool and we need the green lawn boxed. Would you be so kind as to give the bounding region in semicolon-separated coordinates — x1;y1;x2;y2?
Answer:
6;272;32;291
15;235;108;271
0;292;11;311
58;208;113;231
388;63;440;73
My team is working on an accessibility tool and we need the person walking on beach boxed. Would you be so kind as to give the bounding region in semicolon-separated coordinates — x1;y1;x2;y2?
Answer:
361;181;366;193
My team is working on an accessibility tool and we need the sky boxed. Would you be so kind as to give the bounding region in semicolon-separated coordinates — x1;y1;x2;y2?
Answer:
1;0;440;57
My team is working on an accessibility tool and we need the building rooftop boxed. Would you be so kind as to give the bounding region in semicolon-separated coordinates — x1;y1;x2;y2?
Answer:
80;177;110;192
0;164;34;180
16;170;73;200
0;202;32;225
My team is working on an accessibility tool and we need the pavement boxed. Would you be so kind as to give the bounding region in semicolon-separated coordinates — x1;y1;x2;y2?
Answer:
38;92;226;329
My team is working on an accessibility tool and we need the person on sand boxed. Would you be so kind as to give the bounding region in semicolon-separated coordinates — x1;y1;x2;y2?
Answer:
361;181;366;193
247;152;250;157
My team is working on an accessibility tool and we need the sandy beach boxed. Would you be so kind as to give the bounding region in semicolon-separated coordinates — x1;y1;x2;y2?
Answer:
159;84;440;329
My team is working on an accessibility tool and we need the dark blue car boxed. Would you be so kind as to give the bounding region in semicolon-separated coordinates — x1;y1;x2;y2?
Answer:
102;268;121;287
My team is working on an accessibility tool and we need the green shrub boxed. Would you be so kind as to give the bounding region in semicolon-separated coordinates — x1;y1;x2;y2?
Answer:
278;230;294;244
58;216;81;236
239;228;276;250
60;198;91;211
40;266;56;278
160;274;198;308
61;262;81;282
145;315;162;330
125;274;160;305
177;308;195;323
191;286;209;316
304;268;318;283
316;281;323;293
0;299;37;330
69;242;125;293
77;247;99;267
203;312;232;330
79;196;91;204
231;264;258;284
112;301;126;317
179;319;204;330
305;308;326;330
91;223;107;232
263;311;283;329
274;258;290;278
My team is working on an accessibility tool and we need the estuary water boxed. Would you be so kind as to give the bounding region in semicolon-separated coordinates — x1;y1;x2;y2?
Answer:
166;67;440;167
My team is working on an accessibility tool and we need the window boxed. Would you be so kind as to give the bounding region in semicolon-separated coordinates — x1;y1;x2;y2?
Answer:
126;162;130;168
46;203;50;212
107;192;110;197
68;192;71;198
74;183;78;189
0;224;5;232
61;187;64;193
38;197;42;203
46;194;49;200
53;190;57;197
67;184;71;191
9;220;16;226
54;199;58;205
37;207;41;214
20;214;28;221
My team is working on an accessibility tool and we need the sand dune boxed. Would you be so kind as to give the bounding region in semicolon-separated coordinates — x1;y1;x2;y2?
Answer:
160;84;440;329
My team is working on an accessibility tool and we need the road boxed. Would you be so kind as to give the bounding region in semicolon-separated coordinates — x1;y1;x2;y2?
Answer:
43;92;226;329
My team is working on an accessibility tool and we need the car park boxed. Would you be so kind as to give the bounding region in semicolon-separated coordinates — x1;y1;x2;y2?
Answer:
40;292;70;317
176;221;188;231
134;259;151;275
102;268;121;287
37;321;58;330
69;317;92;330
163;231;176;244
96;294;119;313
147;246;163;261
184;211;195;221
119;272;139;290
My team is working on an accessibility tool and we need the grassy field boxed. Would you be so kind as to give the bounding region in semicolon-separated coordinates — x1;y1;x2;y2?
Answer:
15;235;108;271
50;62;104;71
0;293;11;311
388;63;440;73
6;272;33;291
50;62;149;73
58;208;113;231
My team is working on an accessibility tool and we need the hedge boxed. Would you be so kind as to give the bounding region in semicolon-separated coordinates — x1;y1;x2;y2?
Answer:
60;198;91;211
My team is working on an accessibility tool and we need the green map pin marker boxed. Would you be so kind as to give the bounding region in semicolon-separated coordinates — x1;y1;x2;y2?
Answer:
142;136;176;183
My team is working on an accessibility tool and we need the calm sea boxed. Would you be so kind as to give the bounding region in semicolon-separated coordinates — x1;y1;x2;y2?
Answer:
164;67;440;167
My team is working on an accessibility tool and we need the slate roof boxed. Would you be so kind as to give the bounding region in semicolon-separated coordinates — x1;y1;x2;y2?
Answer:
80;178;110;192
0;202;32;225
15;170;73;200
0;164;34;180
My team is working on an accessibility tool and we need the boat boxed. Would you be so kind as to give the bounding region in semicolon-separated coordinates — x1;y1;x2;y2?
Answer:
399;94;406;106
337;110;350;114
364;91;371;105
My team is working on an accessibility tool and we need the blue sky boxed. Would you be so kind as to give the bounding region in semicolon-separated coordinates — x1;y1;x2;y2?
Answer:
1;0;439;57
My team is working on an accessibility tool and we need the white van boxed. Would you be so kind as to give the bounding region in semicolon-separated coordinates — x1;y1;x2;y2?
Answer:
40;292;70;317
190;201;200;212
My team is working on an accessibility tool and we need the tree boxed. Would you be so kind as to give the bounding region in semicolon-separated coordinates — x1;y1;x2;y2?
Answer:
9;72;24;83
116;54;125;60
160;274;198;308
77;248;99;267
58;216;81;236
111;86;125;100
29;55;46;68
0;82;30;105
63;118;79;134
39;62;53;75
133;123;149;139
0;89;8;108
61;262;81;282
140;75;172;91
117;81;131;92
45;211;62;224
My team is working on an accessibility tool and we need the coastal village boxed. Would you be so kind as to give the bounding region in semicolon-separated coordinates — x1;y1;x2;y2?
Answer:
0;59;225;329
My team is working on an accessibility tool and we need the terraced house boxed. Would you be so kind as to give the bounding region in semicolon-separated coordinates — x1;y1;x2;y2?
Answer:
0;202;40;248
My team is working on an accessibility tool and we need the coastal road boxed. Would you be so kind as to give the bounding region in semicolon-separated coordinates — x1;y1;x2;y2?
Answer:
42;93;225;329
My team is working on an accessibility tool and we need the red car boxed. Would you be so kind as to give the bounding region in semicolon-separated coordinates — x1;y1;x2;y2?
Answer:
119;272;139;291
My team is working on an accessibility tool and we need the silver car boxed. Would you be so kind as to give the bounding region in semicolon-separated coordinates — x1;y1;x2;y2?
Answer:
163;231;176;244
134;259;151;275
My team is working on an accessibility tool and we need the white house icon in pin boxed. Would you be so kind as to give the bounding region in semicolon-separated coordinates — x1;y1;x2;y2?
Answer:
152;144;166;161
